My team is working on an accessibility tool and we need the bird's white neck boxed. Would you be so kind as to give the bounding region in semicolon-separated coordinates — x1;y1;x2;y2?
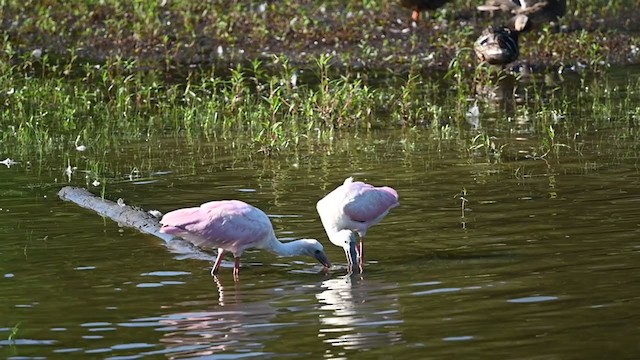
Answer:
324;228;355;249
260;234;308;257
317;203;342;245
317;201;351;247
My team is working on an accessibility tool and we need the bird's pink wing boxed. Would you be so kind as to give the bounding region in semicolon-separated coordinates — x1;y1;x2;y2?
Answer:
160;200;272;253
343;183;399;223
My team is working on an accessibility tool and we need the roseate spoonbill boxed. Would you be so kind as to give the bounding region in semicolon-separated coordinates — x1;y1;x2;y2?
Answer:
474;14;531;66
399;0;451;23
160;200;331;278
316;177;399;271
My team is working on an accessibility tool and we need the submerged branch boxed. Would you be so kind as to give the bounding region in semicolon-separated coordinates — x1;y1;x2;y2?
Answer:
57;186;202;256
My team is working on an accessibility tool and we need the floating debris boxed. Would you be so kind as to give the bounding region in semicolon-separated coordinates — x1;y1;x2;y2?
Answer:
465;102;481;130
75;134;87;152
552;110;565;123
64;165;77;181
1;158;18;168
31;48;43;59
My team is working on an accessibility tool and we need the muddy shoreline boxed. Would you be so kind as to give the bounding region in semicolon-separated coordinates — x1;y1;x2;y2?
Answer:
2;2;640;73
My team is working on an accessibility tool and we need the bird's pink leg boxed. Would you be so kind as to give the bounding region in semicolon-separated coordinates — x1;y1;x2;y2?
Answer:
233;257;240;281
359;240;365;273
211;248;225;276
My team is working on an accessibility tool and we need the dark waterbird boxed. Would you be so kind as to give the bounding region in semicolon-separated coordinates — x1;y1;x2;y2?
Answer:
477;0;566;22
474;14;531;66
399;0;451;22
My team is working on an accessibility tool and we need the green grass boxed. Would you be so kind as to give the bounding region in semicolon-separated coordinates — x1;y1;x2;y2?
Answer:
1;1;640;189
2;0;639;71
1;50;639;156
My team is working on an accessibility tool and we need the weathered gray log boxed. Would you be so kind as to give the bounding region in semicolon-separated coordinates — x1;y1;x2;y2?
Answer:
57;186;204;257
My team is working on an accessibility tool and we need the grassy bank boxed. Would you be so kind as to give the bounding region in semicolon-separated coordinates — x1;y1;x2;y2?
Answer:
2;0;639;72
1;0;640;185
2;47;639;152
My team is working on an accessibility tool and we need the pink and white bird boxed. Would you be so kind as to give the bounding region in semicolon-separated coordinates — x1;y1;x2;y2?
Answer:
316;177;399;271
160;200;331;278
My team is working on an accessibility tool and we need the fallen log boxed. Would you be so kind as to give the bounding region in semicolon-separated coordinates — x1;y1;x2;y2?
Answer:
57;186;205;257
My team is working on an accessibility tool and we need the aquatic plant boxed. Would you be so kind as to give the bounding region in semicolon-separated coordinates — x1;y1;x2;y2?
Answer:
8;322;20;343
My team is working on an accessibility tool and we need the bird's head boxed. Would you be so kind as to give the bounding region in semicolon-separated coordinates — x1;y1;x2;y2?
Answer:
510;14;532;33
298;239;332;269
331;230;359;269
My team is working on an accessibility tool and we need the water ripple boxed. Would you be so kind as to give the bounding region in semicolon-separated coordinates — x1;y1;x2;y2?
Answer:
507;296;559;303
412;287;461;296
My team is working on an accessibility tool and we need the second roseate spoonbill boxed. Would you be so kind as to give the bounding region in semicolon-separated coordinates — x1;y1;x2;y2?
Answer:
316;177;399;271
160;200;331;278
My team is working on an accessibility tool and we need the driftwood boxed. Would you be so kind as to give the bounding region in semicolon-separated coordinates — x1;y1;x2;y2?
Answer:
57;186;204;258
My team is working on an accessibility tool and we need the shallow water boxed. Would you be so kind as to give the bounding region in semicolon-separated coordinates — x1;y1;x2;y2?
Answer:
3;71;640;359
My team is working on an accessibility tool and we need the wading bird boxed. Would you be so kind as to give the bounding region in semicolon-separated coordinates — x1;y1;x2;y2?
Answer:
474;14;531;66
160;200;331;279
399;0;451;23
317;177;399;272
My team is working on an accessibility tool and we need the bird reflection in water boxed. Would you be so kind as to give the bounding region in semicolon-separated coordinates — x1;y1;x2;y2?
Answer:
474;73;521;116
316;274;404;354
154;276;273;359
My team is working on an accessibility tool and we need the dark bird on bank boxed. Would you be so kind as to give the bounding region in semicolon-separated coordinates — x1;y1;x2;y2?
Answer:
477;0;566;22
474;14;531;66
399;0;451;22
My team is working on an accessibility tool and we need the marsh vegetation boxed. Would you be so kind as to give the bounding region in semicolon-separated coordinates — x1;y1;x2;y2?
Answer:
2;1;640;358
